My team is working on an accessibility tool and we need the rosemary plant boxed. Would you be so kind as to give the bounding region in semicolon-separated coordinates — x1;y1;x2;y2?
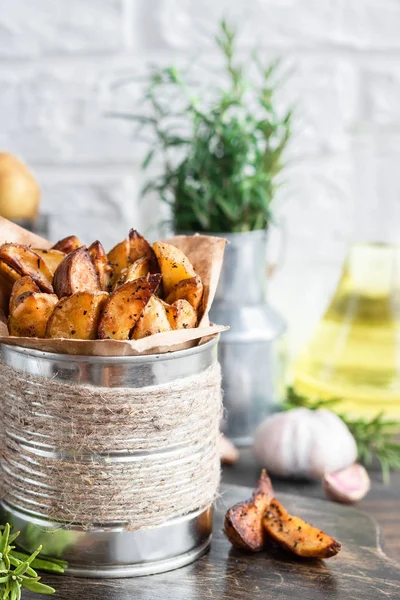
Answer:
0;524;66;599
110;20;292;233
283;388;400;483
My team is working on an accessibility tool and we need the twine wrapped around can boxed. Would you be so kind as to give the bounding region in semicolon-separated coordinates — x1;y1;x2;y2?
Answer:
0;357;222;531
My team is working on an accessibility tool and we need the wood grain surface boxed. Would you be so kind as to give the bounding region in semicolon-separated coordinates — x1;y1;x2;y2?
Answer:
23;483;400;600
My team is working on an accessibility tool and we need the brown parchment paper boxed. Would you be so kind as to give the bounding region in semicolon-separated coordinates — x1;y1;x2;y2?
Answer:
0;217;227;356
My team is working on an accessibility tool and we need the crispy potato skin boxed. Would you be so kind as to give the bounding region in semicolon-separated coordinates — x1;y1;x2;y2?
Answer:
107;238;131;288
9;292;58;338
0;260;19;287
163;299;197;330
129;229;156;264
32;248;66;275
113;256;153;290
132;295;171;339
98;274;161;340
224;470;274;552
52;235;82;254
108;230;156;289
88;240;111;291
0;243;53;293
53;247;100;298
46;291;108;340
9;276;40;314
262;499;341;559
152;242;197;297
165;275;203;311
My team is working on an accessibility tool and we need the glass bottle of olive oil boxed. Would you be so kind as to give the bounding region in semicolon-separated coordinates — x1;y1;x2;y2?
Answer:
293;127;400;419
294;243;400;418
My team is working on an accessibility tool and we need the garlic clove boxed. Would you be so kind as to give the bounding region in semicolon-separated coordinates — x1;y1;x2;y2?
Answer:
323;463;371;504
220;433;239;465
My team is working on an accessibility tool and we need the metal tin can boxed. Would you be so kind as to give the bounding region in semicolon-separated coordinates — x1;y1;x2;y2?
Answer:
0;337;219;578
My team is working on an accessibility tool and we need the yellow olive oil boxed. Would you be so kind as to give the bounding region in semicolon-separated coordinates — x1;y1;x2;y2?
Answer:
293;243;400;419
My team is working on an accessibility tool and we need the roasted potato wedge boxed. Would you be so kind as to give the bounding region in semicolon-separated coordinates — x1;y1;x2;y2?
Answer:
9;292;58;338
108;230;156;288
0;243;53;293
46;291;108;340
32;248;66;275
152;242;197;297
0;260;20;290
224;470;274;552
165;276;204;311
132;295;172;339
129;229;156;264
9;276;40;313
53;247;100;298
98;274;161;340
107;237;130;288
113;256;153;290
263;499;341;558
88;240;111;291
163;299;197;330
52;235;82;254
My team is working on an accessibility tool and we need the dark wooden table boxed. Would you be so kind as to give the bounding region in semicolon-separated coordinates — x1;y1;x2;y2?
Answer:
223;449;400;563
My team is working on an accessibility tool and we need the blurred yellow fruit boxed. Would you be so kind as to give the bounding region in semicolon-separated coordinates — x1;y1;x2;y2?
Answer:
0;153;40;220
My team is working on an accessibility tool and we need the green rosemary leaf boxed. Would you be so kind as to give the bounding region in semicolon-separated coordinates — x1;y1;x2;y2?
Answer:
20;579;55;595
12;552;65;574
141;149;155;170
0;525;10;555
6;534;20;547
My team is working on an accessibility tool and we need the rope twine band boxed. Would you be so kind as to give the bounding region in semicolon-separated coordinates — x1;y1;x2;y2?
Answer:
0;361;222;530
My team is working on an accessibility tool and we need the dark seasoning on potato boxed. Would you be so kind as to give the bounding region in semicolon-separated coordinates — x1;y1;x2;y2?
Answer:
0;229;205;341
225;470;341;560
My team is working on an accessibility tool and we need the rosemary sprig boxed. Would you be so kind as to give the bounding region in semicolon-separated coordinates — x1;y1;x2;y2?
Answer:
0;524;64;598
109;19;293;234
283;387;400;484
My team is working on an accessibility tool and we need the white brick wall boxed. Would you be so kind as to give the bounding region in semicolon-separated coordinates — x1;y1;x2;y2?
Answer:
0;0;398;355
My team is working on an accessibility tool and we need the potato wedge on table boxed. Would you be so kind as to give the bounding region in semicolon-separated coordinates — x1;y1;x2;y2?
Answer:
32;248;66;275
98;274;161;340
113;256;154;290
132;295;171;339
9;276;40;313
46;291;108;339
262;499;341;559
163;299;197;330
9;292;58;338
165;275;203;311
52;235;82;254
224;470;274;552
88;240;111;291
0;243;53;293
152;242;197;297
53;247;100;298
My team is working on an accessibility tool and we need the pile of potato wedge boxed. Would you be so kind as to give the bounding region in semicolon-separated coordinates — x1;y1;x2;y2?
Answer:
224;470;341;559
0;230;204;340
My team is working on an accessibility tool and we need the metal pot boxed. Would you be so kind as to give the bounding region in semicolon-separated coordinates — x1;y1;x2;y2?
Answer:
209;229;286;447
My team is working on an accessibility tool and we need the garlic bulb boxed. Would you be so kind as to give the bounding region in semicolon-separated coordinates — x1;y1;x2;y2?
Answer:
253;407;357;480
323;464;370;503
